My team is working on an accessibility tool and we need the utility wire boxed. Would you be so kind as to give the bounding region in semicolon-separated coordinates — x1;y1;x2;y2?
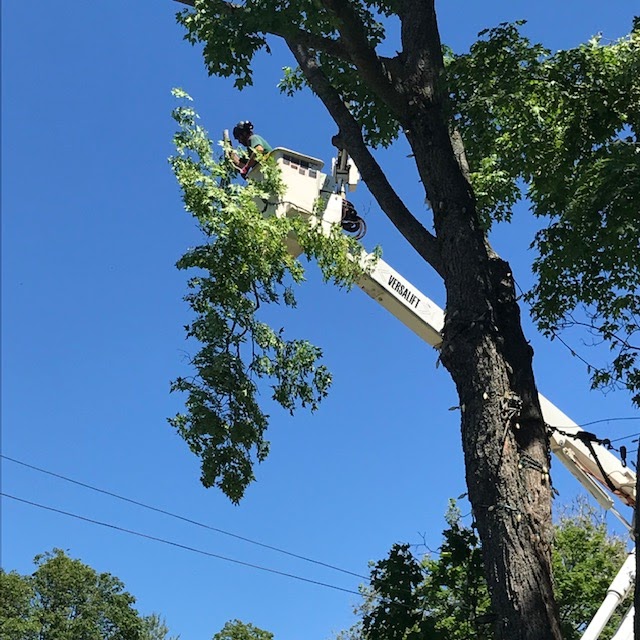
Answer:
3;457;433;606
1;454;368;581
610;431;640;444
580;418;640;429
545;417;640;434
1;492;362;597
3;492;422;611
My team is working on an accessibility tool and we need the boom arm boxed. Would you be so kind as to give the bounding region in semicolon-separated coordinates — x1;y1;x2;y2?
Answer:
256;145;636;522
356;250;636;527
251;143;636;639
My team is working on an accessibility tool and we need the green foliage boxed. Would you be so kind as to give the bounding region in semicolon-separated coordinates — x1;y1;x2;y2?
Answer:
553;503;628;640
212;619;273;640
141;614;180;640
178;2;400;146
361;544;441;640
314;51;400;147
447;20;550;226
1;549;144;640
0;570;39;640
169;90;368;502
340;501;629;640
419;501;492;639
448;21;640;404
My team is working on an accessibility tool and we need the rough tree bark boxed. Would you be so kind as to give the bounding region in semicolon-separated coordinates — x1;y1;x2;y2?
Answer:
174;0;562;637
396;6;560;638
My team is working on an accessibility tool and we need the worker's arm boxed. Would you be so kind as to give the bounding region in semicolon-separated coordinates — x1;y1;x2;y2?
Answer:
239;144;265;178
229;150;244;168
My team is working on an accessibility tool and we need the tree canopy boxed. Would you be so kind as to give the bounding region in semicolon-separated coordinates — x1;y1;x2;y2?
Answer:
447;20;640;405
0;549;178;640
0;549;143;640
212;619;274;640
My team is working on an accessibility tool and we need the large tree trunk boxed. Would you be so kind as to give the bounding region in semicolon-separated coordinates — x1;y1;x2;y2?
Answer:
402;109;560;640
396;8;561;637
441;255;560;640
402;112;561;640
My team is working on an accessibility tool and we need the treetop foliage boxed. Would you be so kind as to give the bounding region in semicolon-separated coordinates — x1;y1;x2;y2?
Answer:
178;0;401;146
212;619;274;640
0;549;144;640
448;21;640;404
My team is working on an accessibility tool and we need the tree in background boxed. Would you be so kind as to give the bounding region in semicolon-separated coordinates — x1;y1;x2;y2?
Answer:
0;549;177;640
338;500;629;640
170;2;637;637
141;613;180;640
0;567;39;640
212;619;274;640
552;503;629;639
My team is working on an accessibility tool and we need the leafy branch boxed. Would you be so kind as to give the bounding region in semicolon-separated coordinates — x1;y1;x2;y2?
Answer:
168;89;367;502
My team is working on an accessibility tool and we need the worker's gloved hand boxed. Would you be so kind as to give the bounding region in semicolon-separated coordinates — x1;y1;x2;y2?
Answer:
240;166;249;180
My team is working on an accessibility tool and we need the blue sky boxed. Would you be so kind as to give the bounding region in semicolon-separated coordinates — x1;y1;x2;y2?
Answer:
2;2;638;639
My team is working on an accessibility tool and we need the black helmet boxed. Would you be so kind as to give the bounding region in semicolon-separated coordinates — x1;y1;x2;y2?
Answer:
232;120;253;140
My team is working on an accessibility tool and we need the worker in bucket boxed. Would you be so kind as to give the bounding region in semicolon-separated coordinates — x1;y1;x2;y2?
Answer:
230;121;273;179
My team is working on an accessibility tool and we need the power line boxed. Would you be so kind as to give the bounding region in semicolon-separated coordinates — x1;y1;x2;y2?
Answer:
1;492;363;597
3;492;421;612
3;457;435;608
1;454;368;581
610;431;640;444
580;418;640;429
545;422;640;448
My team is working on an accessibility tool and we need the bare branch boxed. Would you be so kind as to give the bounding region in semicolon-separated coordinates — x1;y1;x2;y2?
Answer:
398;0;442;76
319;0;407;117
288;42;443;276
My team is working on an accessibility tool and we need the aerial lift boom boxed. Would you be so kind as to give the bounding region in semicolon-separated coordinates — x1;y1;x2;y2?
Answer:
241;144;637;639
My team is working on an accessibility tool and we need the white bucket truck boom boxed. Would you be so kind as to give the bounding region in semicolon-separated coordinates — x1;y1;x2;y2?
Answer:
244;141;637;639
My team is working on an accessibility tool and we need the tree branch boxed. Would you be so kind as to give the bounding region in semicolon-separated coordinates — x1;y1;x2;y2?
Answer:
398;0;442;77
174;0;353;61
288;42;443;276
319;0;407;118
174;0;442;273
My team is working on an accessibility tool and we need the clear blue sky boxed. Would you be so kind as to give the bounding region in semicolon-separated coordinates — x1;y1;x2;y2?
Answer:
2;2;638;639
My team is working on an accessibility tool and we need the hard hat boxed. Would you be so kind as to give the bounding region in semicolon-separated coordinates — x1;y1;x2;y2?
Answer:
232;121;253;140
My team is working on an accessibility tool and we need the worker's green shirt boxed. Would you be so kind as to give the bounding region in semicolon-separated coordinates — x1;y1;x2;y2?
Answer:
247;133;272;154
